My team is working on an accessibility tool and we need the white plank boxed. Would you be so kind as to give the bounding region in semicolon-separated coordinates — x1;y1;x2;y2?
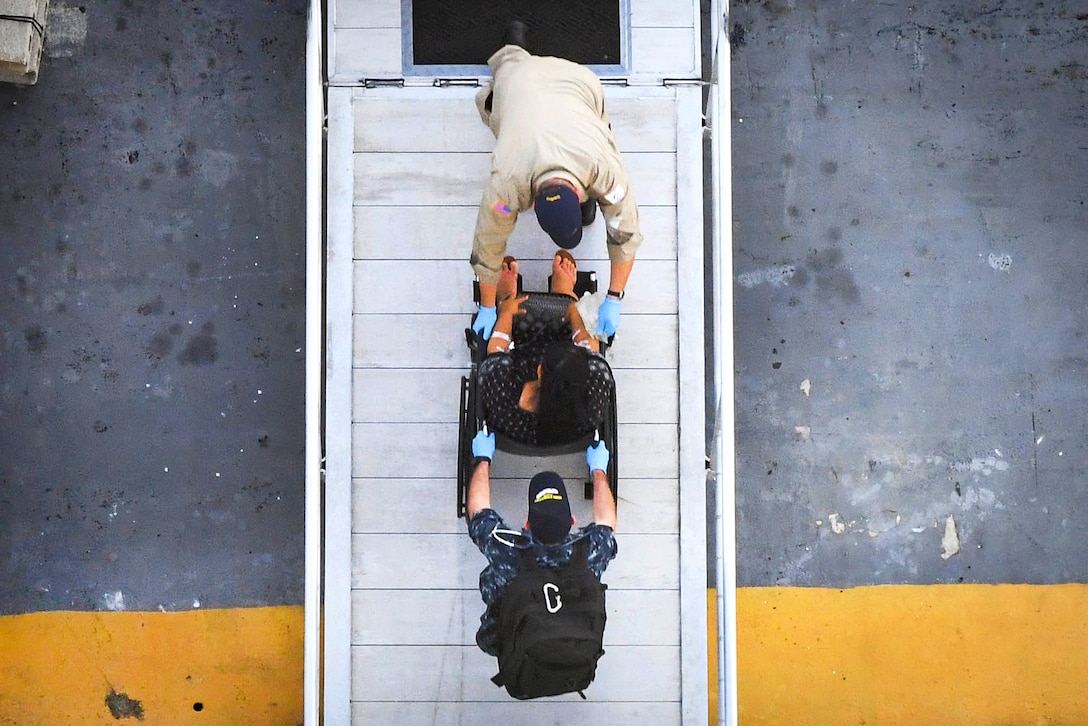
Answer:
631;27;698;79
353;151;485;206
353;152;677;207
353;259;677;315
613;368;678;424
632;0;696;28
355;96;494;152
333;28;400;81
353;477;679;536
609;97;679;152
613;475;681;535
352;313;678;369
352;700;681;725
353;314;468;369
354;203;678;261
353;368;464;423
352;533;478;589
354;95;678;153
350;644;680;703
353;478;463;534
351;533;678;590
353;589;470;645
601;314;679;370
617;423;680;479
351;422;457;478
334;0;399;28
352;422;678;480
352;588;679;646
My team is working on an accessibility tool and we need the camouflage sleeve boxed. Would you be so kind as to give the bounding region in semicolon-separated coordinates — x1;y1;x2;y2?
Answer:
585;524;618;578
468;509;504;553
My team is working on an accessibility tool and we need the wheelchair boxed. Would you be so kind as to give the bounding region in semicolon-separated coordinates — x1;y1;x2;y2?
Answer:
457;265;619;519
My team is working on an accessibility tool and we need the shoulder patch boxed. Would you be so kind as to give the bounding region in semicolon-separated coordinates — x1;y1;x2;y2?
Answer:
603;184;626;205
492;198;512;216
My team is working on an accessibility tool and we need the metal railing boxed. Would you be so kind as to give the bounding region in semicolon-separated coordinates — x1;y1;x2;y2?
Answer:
708;0;739;724
304;0;324;723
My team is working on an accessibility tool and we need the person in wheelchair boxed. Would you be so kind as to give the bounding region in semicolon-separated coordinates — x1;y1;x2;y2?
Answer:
480;251;613;446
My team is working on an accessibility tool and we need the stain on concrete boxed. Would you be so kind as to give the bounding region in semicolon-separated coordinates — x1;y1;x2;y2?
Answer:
24;325;47;353
730;22;747;55
105;688;144;719
145;332;174;361
807;248;860;303
178;322;218;365
137;296;164;316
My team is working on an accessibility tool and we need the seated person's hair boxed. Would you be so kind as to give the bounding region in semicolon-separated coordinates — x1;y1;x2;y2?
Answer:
535;342;592;445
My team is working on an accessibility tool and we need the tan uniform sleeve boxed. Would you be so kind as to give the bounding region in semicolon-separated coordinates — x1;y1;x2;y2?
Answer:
470;180;518;286
592;167;643;265
474;83;494;129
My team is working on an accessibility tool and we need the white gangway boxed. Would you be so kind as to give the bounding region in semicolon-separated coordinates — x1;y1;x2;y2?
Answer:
309;1;734;723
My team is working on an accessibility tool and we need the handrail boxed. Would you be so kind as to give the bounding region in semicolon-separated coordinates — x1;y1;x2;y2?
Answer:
708;0;739;724
303;0;323;723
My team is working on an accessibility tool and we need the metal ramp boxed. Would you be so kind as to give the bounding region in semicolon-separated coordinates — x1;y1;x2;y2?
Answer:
322;1;709;723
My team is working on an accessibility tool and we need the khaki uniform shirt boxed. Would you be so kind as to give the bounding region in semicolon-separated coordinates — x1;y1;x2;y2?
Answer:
470;46;643;286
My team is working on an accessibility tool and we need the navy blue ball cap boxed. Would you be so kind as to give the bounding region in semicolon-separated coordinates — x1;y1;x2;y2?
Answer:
534;184;583;249
527;471;572;544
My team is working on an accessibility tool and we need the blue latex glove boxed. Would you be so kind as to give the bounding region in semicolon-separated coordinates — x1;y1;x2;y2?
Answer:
472;305;497;340
472;430;496;461
596;297;621;338
586;440;610;474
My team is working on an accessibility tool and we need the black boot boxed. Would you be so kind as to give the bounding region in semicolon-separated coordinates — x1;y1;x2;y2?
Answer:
580;199;597;226
504;20;527;49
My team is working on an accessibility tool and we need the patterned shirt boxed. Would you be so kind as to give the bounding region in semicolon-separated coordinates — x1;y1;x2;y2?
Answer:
468;507;617;656
478;348;613;445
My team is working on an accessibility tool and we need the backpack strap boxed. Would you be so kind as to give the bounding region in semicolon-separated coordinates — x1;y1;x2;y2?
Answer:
515;544;538;571
569;537;591;568
518;535;591;569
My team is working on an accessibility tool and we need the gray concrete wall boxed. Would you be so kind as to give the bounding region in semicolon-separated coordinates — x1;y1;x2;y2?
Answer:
0;0;308;613
731;1;1088;587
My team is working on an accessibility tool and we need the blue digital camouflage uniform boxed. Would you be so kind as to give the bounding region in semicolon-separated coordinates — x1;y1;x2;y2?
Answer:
468;507;618;656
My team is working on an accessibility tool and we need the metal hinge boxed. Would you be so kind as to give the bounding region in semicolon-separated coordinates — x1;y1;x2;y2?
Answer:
434;78;481;87
362;78;405;88
663;78;707;87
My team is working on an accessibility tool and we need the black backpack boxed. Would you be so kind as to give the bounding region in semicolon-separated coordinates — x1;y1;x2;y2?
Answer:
490;538;608;700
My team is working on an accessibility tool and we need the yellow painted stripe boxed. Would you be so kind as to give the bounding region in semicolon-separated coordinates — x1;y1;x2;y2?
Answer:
0;606;302;726
708;588;719;726
738;584;1088;725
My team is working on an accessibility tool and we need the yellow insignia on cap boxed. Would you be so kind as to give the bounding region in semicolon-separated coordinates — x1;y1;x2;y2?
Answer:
545;194;561;202
534;487;564;504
